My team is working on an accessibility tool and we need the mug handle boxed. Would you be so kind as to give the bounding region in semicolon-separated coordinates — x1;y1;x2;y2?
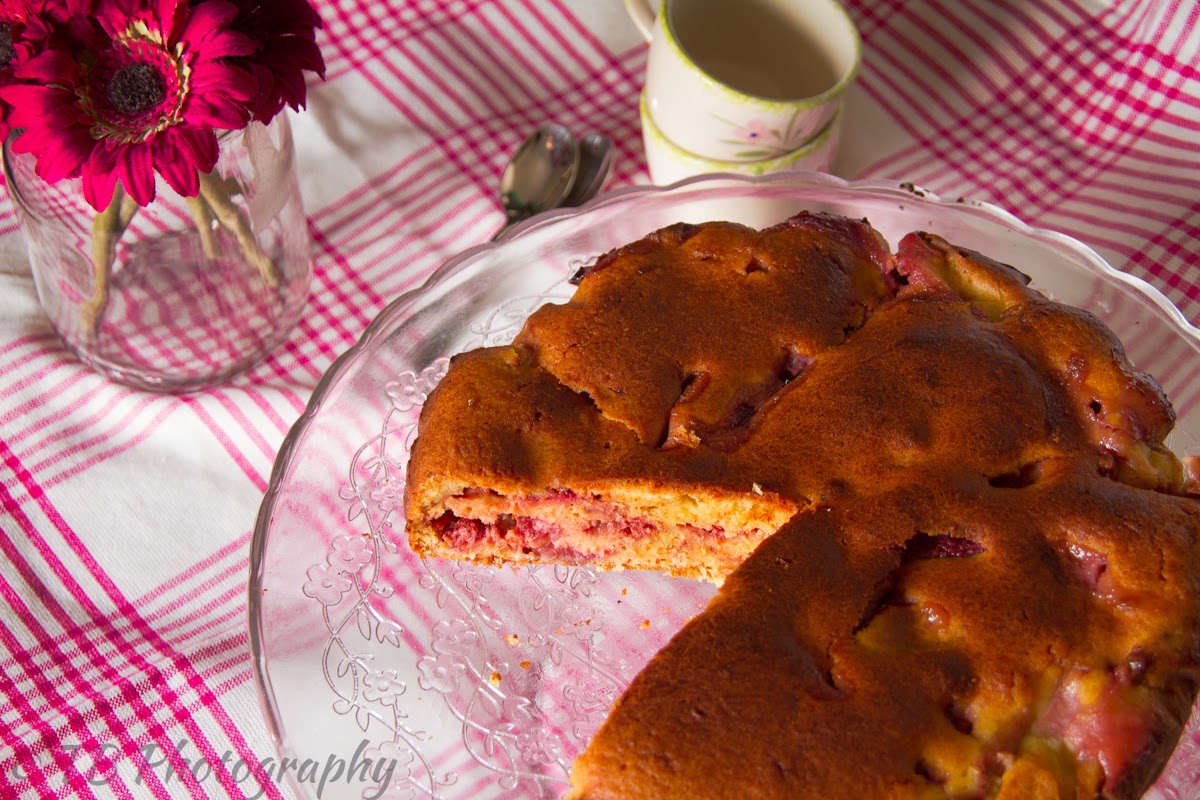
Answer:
623;0;655;42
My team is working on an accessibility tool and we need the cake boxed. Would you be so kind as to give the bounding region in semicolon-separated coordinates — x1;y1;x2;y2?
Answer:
402;212;1200;797
405;214;896;581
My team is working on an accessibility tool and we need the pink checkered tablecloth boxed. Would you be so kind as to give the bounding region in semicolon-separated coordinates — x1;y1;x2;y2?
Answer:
3;1;1200;798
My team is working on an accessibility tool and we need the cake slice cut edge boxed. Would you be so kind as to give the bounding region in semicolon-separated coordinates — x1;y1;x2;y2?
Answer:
407;478;801;583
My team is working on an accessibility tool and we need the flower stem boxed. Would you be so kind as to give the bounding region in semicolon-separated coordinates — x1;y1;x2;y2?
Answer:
197;172;279;287
185;194;220;259
82;187;138;336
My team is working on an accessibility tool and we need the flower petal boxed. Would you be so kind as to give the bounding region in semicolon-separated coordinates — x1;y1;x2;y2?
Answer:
155;149;198;197
182;94;249;130
28;133;92;182
82;145;121;212
154;128;204;195
168;125;218;173
117;141;156;206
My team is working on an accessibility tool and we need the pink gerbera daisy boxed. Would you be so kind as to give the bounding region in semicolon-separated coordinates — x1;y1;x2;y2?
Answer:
209;0;325;123
0;0;86;140
2;0;258;211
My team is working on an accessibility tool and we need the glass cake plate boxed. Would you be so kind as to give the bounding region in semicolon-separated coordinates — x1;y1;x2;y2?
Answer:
250;172;1200;800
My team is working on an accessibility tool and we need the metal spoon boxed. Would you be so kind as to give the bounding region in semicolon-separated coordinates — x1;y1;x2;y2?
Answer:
563;132;615;207
494;124;579;239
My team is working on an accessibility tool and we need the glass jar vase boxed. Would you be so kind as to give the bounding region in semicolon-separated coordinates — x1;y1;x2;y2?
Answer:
3;114;312;392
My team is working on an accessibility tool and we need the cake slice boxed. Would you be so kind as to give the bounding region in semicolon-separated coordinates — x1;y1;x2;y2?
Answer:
403;345;800;580
404;213;895;582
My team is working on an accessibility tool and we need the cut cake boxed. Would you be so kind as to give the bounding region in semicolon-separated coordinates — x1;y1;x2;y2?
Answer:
403;212;1200;798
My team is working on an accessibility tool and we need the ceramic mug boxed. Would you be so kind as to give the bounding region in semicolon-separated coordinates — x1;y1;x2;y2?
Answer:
641;92;841;185
626;0;860;163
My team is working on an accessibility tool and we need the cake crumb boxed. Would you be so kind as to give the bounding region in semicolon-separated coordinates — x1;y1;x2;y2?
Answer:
621;588;627;596
504;634;519;645
520;660;532;670
641;620;650;629
490;671;501;685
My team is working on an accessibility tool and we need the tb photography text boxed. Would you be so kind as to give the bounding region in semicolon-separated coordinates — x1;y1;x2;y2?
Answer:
9;738;398;799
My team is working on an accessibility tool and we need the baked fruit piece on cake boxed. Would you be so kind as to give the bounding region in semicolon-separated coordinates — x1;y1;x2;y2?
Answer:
404;213;895;582
564;231;1200;799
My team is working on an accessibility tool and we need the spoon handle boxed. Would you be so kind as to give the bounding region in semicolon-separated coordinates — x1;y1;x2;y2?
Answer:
491;209;532;240
490;219;518;241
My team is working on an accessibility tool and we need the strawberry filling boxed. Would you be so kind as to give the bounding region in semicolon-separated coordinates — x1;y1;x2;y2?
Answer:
433;489;763;564
434;511;658;562
1031;667;1155;791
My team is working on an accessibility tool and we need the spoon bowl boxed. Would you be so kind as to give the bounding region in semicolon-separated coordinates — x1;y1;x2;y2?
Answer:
564;132;615;207
496;124;579;237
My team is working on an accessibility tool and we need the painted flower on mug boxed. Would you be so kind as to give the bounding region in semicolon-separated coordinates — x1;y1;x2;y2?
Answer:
732;120;769;142
715;108;819;159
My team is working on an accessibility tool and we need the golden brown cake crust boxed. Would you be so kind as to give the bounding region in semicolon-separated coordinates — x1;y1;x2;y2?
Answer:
402;214;1200;797
515;215;894;447
568;480;1200;800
